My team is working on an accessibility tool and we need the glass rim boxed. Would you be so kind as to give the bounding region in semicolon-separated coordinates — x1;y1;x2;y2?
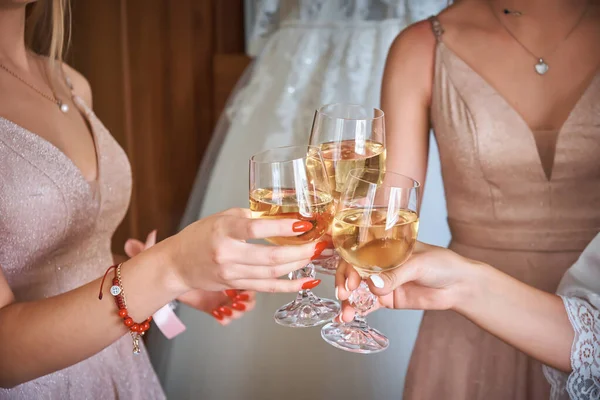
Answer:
348;168;421;189
249;145;321;165
316;103;384;122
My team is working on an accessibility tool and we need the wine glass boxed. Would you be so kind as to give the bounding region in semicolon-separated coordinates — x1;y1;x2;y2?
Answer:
321;168;420;353
308;103;386;275
249;145;340;327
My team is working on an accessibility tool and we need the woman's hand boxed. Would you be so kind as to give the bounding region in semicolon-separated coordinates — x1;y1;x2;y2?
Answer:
176;289;256;326
336;242;479;322
150;208;324;295
125;230;256;325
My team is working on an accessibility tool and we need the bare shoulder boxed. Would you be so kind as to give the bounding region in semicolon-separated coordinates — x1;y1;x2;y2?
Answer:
62;63;93;108
383;19;438;106
386;19;437;69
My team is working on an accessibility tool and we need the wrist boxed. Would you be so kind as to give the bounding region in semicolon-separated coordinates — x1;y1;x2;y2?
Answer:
449;257;490;315
141;238;189;297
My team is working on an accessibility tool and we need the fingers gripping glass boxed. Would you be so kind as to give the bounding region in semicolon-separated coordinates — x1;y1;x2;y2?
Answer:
249;145;340;327
308;103;386;275
321;169;420;353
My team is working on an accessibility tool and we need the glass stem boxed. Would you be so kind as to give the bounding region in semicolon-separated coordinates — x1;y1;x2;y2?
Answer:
291;263;316;302
349;280;378;317
351;314;369;328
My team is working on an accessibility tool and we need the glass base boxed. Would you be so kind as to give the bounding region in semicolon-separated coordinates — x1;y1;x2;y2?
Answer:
312;251;340;276
321;319;389;354
274;291;340;328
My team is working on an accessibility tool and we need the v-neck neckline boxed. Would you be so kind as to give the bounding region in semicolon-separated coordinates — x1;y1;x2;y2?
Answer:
439;41;599;181
0;94;101;193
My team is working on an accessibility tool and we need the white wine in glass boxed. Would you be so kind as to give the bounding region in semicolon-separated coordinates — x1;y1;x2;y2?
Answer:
249;188;335;246
309;104;386;275
321;168;420;354
320;139;386;201
333;208;419;276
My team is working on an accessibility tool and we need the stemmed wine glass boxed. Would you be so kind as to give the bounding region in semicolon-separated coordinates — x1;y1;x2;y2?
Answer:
249;145;340;327
308;104;386;275
321;168;420;353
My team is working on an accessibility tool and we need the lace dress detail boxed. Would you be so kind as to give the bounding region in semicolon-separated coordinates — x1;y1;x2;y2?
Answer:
545;297;600;400
544;233;600;400
245;0;443;56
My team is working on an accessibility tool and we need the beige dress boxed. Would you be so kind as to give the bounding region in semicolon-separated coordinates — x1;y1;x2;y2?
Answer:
0;91;165;399
403;17;600;400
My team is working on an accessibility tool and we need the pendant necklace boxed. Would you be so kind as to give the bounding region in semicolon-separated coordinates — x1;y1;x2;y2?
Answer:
0;62;69;113
490;1;590;76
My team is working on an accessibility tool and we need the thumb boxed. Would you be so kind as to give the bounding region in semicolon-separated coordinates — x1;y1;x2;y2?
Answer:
366;262;419;297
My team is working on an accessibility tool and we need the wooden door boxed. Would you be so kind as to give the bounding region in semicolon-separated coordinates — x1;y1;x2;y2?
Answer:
69;0;251;251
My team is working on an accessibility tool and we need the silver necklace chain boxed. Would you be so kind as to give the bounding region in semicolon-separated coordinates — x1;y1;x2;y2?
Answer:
0;62;69;113
489;1;590;75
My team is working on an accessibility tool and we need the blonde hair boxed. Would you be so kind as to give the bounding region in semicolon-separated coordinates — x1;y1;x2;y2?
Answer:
25;0;71;73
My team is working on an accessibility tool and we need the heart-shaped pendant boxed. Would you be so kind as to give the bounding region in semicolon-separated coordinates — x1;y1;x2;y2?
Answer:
535;59;549;75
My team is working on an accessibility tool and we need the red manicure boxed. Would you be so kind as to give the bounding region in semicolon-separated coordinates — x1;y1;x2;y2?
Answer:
231;302;246;311
234;293;250;302
211;310;223;320
302;279;321;290
292;221;313;233
218;306;233;316
225;289;239;298
311;241;328;260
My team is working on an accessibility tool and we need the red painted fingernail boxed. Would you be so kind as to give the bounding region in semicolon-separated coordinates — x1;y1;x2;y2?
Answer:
211;310;223;320
302;279;321;290
234;293;250;302
292;221;313;233
231;302;246;311
225;289;238;298
311;241;328;260
218;306;233;316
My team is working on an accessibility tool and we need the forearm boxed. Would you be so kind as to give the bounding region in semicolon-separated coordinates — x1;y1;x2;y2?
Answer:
0;242;183;388
455;262;574;372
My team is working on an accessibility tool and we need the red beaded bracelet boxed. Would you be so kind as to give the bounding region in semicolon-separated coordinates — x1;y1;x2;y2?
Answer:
99;263;152;354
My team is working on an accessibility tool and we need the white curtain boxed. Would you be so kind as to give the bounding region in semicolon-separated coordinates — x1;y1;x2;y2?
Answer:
152;1;451;399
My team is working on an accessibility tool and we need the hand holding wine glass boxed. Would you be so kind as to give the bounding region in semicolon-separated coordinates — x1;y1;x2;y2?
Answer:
336;242;470;321
321;168;420;353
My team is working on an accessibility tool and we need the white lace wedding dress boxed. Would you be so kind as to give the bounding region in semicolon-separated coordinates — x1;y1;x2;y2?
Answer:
156;1;450;399
181;0;447;227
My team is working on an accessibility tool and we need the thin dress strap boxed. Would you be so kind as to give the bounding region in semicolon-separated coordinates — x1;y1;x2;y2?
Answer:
428;15;444;42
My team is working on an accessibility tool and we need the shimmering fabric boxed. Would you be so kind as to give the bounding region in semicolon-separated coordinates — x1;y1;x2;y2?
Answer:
0;96;165;399
403;17;600;400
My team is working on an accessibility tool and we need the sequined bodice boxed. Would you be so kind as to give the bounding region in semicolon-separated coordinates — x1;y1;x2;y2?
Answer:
0;96;131;300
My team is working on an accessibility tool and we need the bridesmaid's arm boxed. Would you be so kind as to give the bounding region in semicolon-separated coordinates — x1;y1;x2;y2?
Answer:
0;211;321;389
0;246;183;388
381;21;436;192
454;262;573;372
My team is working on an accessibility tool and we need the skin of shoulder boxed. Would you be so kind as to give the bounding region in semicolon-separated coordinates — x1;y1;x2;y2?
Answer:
380;19;438;186
383;19;437;109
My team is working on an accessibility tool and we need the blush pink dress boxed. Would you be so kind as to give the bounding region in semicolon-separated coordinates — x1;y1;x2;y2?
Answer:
0;91;165;399
402;17;600;400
